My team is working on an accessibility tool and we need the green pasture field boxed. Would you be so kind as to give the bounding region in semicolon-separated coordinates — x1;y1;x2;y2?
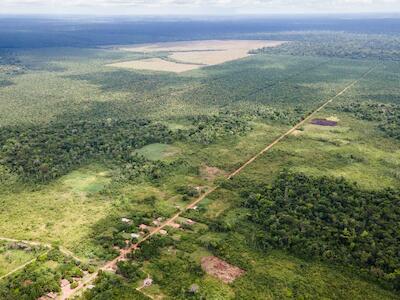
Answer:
0;165;114;261
134;143;180;161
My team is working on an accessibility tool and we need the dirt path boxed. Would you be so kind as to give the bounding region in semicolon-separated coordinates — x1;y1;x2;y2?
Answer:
0;237;82;262
0;249;51;281
63;66;375;299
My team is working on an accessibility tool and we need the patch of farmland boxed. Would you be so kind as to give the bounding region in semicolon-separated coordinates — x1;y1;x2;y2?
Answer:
107;40;284;73
134;143;180;161
107;57;202;73
201;256;245;283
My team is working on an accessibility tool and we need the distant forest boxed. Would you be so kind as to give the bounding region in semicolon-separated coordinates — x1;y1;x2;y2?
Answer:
254;32;400;61
1;16;400;48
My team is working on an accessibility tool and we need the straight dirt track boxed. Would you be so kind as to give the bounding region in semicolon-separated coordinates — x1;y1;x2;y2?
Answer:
65;66;375;300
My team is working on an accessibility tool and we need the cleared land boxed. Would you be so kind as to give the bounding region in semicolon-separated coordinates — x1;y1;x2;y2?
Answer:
134;143;180;161
107;57;201;73
201;256;245;283
107;40;284;73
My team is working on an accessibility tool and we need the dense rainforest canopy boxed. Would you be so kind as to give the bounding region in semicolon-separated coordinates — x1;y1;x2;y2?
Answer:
239;171;400;289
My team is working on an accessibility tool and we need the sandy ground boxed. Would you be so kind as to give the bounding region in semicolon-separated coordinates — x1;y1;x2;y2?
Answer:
107;40;284;73
107;58;201;73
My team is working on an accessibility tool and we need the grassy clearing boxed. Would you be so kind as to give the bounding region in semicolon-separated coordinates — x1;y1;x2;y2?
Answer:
62;167;111;194
0;165;113;260
0;242;39;277
135;143;180;161
238;111;400;190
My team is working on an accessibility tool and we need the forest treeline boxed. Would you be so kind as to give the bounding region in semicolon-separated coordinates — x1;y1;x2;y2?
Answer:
0;119;172;182
0;114;252;182
237;171;400;290
253;32;400;61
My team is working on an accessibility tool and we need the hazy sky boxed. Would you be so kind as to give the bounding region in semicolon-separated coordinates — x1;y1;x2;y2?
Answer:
1;0;399;15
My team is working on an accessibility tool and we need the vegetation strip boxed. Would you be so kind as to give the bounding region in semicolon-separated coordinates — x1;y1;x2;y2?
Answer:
0;236;82;282
66;66;376;299
0;251;51;282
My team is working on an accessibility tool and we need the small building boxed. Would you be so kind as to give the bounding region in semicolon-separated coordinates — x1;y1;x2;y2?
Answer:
139;224;148;230
121;218;131;223
159;229;167;235
143;277;153;287
87;284;95;290
60;279;70;287
189;283;199;294
190;206;198;210
131;233;140;239
186;219;195;225
45;292;58;299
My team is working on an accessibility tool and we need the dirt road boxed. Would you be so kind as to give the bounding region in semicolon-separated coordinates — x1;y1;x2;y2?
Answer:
0;237;82;262
63;66;375;299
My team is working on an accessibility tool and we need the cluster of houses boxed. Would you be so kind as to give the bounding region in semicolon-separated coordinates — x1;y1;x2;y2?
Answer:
121;216;196;242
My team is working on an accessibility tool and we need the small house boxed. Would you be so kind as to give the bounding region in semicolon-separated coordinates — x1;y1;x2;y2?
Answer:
60;279;70;287
186;219;195;225
131;233;140;239
189;283;199;294
143;277;153;287
139;224;148;230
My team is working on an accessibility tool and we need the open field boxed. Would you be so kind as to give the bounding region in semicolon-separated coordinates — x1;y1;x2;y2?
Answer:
134;143;180;161
108;40;284;73
0;165;114;260
107;57;202;73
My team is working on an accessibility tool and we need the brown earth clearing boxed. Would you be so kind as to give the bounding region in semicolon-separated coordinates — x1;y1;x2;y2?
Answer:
200;165;225;181
107;57;201;73
107;40;284;73
201;256;245;284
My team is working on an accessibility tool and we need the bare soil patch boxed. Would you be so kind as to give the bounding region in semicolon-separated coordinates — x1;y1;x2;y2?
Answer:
201;165;224;181
107;58;201;73
291;129;303;136
108;40;284;73
311;118;338;126
201;256;245;284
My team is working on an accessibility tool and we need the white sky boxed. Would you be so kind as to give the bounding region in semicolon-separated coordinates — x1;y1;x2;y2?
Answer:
1;0;400;15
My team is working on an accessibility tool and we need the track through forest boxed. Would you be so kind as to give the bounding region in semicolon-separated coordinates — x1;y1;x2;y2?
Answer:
61;65;376;299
